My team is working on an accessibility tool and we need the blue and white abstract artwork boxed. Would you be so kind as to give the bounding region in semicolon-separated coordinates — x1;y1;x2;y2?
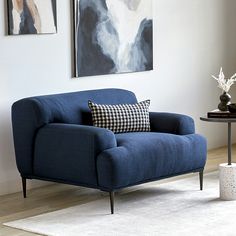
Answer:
7;0;57;35
74;0;153;77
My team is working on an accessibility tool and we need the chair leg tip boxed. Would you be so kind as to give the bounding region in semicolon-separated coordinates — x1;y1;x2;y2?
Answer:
109;191;114;214
22;177;27;198
199;170;203;192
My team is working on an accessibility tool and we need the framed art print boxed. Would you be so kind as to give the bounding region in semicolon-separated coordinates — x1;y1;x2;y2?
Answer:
74;0;153;77
7;0;57;35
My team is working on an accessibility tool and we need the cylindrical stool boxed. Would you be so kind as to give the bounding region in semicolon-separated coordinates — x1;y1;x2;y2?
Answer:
219;163;236;200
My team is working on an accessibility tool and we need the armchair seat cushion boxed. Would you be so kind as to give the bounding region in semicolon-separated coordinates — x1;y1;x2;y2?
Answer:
97;132;207;190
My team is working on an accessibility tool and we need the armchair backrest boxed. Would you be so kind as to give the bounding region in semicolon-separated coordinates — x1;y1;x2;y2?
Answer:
12;88;137;176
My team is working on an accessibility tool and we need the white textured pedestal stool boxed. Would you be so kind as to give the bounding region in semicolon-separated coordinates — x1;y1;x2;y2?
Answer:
200;116;236;200
219;163;236;200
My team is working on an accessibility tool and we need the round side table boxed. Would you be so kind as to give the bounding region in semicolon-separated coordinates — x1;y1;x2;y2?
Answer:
200;116;236;200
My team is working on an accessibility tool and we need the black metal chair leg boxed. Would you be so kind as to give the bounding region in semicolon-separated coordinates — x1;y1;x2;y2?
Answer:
22;177;27;198
109;191;114;214
199;170;203;191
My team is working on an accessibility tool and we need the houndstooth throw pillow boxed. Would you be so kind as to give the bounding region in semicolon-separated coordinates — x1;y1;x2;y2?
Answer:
88;100;151;133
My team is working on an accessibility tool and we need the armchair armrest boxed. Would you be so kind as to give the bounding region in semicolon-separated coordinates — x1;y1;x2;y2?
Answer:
36;123;117;151
33;124;117;187
149;112;195;135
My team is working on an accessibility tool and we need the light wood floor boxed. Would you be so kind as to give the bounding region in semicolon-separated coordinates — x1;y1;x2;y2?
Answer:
0;144;235;236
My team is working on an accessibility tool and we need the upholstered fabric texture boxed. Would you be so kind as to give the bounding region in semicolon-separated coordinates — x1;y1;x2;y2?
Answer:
149;112;195;135
88;100;151;133
34;124;117;188
11;89;137;176
11;88;207;193
97;132;207;190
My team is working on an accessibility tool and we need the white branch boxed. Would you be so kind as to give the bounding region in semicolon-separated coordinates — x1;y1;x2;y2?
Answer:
212;67;236;93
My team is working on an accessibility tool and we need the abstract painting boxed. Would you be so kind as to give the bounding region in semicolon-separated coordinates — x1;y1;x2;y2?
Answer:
74;0;153;77
7;0;57;35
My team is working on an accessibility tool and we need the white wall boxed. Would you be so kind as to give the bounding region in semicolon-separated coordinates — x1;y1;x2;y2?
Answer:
0;0;236;196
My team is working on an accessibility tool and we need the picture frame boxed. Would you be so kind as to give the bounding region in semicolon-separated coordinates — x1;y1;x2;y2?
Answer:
73;0;153;77
7;0;57;35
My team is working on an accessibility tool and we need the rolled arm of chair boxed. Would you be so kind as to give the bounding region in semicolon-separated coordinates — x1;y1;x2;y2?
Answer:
33;124;117;186
36;123;117;154
149;112;195;135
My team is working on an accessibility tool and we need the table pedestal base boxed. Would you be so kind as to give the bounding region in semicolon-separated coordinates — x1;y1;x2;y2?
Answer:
219;163;236;200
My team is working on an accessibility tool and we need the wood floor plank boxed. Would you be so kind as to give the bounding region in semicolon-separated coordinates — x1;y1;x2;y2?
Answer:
0;144;235;236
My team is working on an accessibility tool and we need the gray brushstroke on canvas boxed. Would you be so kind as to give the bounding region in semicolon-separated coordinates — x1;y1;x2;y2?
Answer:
20;1;37;34
129;19;153;71
77;0;117;76
119;0;141;11
76;0;153;77
97;18;153;73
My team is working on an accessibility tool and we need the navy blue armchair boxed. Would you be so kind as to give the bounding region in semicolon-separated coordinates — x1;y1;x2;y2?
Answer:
12;89;207;214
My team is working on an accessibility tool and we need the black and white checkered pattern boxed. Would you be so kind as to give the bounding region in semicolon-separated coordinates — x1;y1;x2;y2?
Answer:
88;100;151;133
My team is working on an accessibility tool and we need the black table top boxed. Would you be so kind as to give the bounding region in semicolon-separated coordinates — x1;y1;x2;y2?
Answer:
200;116;236;123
